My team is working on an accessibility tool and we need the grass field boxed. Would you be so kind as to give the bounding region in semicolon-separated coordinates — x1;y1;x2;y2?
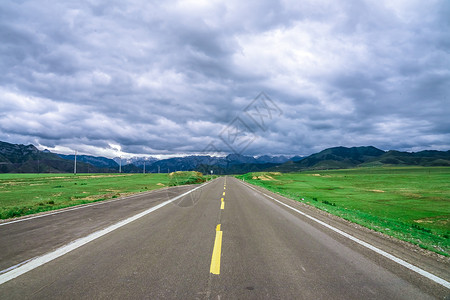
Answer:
237;167;450;256
0;172;205;220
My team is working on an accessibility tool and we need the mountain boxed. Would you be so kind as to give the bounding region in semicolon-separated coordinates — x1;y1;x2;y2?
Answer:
141;154;291;174
299;146;385;167
256;155;290;164
0;141;109;173
271;146;450;172
290;155;305;162
371;150;450;167
58;154;119;169
148;156;216;173
148;154;293;174
121;163;145;173
113;156;159;167
195;162;280;175
224;153;257;164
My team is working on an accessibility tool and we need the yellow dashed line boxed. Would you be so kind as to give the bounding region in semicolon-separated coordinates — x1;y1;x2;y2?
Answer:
210;224;223;275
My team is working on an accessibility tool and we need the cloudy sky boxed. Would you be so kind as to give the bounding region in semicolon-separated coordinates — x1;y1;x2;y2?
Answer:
1;0;449;158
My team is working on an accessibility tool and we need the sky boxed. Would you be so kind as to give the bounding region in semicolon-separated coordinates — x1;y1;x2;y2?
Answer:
0;0;449;158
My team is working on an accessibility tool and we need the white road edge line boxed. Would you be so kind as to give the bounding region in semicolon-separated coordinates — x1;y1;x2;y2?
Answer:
241;180;450;290
0;180;213;285
0;186;174;226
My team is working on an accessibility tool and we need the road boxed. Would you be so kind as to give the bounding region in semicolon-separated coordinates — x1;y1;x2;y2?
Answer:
0;177;448;299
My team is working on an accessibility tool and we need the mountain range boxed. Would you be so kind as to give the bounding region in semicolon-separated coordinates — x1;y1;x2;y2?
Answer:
1;140;449;174
270;146;450;172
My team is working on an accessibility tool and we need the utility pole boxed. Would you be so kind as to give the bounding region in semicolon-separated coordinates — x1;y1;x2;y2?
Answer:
119;156;122;173
74;150;77;175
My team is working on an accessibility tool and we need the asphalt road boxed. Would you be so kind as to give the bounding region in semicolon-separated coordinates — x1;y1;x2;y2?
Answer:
0;177;448;299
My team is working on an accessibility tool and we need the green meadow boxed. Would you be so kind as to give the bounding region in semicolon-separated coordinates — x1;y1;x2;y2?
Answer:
238;167;450;256
0;172;205;220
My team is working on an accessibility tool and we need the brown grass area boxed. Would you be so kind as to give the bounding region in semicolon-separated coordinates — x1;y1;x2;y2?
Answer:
75;193;116;201
402;192;422;198
415;216;449;226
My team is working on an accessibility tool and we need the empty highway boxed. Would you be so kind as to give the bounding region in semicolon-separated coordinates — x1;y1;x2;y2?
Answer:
0;177;448;299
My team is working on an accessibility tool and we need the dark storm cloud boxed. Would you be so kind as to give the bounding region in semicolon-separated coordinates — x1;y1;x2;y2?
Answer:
0;0;449;157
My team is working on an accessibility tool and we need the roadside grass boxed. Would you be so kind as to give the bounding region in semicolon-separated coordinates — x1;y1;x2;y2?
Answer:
0;172;204;220
237;167;450;256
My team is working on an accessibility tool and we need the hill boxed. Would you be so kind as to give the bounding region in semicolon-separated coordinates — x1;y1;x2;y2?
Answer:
371;150;450;167
271;146;450;172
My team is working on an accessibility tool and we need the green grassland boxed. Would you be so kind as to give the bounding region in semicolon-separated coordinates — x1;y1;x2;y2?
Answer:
0;172;206;220
237;167;450;256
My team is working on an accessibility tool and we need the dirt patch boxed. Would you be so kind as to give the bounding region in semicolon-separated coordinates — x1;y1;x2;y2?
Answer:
157;183;165;186
257;175;277;181
402;192;422;198
370;189;385;193
267;172;281;176
437;219;449;226
77;193;116;201
252;172;281;181
415;219;433;224
415;216;449;226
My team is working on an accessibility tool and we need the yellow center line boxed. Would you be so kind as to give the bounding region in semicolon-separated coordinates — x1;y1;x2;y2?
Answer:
210;224;223;275
220;201;225;210
223;192;225;196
